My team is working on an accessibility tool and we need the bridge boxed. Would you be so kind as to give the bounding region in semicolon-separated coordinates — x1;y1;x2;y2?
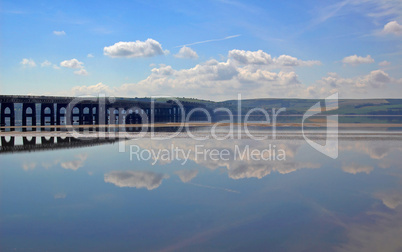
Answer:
0;95;209;131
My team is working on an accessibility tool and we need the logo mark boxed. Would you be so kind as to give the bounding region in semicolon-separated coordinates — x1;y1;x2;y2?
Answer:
302;93;338;159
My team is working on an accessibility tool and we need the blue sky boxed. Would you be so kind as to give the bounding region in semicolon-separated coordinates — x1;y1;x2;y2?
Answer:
1;0;401;100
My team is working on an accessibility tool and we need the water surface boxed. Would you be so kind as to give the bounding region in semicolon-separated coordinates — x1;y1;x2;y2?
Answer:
1;131;402;251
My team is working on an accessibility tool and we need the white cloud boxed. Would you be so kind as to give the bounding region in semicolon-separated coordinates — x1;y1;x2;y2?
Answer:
342;55;375;65
41;60;60;70
378;60;391;66
174;46;198;59
339;141;401;161
104;171;169;190
67;49;402;99
228;49;320;67
41;60;52;67
229;49;273;65
275;55;321;67
22;162;36;171
53;30;66;36
175;170;198;183
376;191;402;209
383;20;402;35
60;58;88;75
20;58;36;67
339;204;402;252
74;68;88;76
306;69;399;98
342;163;373;174
60;154;87;170
366;70;391;87
72;65;401;99
104;39;168;58
127;138;317;180
60;58;84;69
87;53;94;58
114;56;304;99
71;82;114;96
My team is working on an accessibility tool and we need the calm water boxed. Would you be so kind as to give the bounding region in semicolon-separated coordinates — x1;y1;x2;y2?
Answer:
1;130;402;251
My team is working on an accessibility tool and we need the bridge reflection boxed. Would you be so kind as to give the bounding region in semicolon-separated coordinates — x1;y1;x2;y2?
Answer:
0;135;119;154
0;125;199;154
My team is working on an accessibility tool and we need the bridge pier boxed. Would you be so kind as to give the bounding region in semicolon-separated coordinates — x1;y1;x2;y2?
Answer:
41;137;55;144
56;103;68;130
70;104;83;131
57;137;70;144
1;102;15;131
82;104;93;125
1;136;15;147
41;103;55;130
23;137;36;145
22;103;36;131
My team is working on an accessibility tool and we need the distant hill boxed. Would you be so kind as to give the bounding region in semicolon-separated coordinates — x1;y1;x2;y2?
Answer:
216;98;402;116
165;98;402;124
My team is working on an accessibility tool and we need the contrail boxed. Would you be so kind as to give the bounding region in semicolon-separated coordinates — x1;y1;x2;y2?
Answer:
188;182;240;193
175;34;241;48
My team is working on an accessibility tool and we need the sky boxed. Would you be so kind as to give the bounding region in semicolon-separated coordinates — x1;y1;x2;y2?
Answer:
1;0;402;100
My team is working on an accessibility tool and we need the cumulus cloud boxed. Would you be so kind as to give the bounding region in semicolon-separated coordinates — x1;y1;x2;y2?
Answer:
174;46;198;59
175;169;198;183
114;54;304;99
22;162;36;171
342;55;375;65
365;70;391;87
383;20;402;35
104;39;168;58
342;163;373;174
376;191;402;209
87;53;94;58
20;58;36;67
41;60;52;67
60;58;88;75
228;49;320;67
228;162;320;180
66;49;401;99
60;58;84;69
127;138;318;180
53;30;66;36
306;69;400;98
74;68;88;76
338;205;402;252
71;82;114;96
60;154;88;170
41;60;60;69
104;171;169;190
275;54;321;67
229;49;273;65
378;60;391;66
